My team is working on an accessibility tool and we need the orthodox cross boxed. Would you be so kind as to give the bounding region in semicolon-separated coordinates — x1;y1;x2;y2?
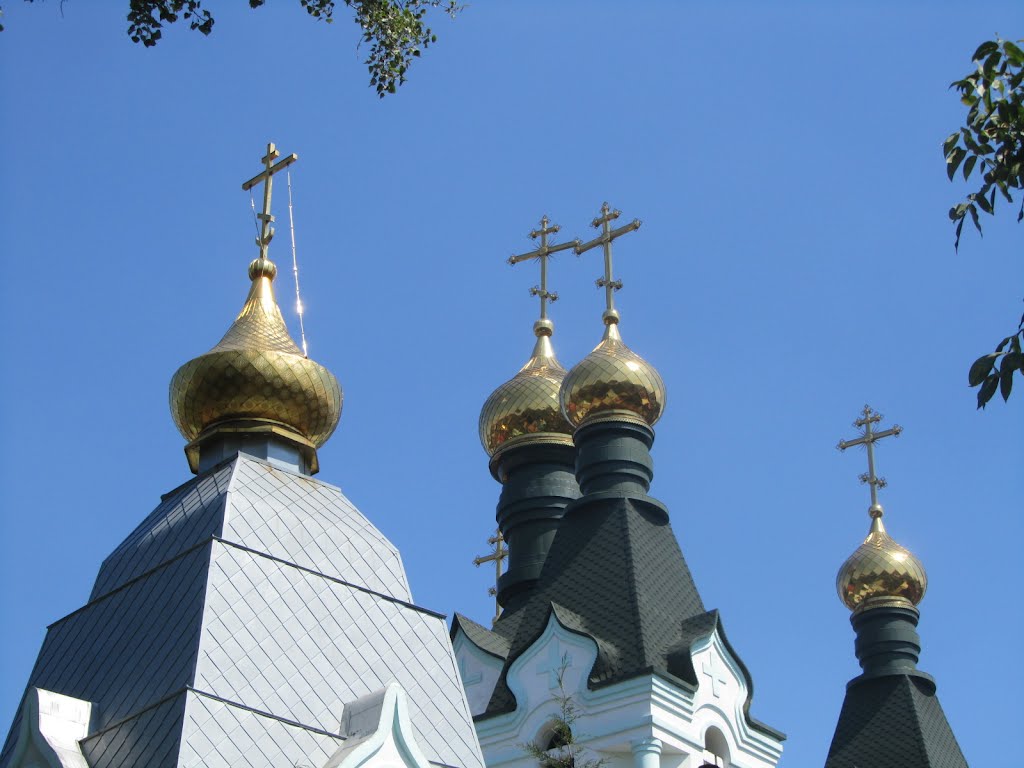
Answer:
837;405;902;514
241;142;299;260
574;202;642;317
701;655;728;699
508;216;580;321
537;644;571;690
473;530;507;622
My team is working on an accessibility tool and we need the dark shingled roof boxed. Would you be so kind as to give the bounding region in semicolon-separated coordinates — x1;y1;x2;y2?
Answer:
825;675;968;768
452;613;511;661
473;492;780;740
485;495;704;714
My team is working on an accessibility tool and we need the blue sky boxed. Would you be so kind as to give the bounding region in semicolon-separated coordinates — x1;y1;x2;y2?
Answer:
1;2;1021;766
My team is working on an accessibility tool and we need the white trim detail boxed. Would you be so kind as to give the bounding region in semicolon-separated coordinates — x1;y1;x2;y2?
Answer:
452;629;505;716
322;683;433;768
7;688;92;768
474;622;783;768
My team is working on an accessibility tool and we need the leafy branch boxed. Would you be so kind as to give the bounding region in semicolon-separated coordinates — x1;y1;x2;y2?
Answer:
6;1;461;98
967;309;1024;408
944;38;1024;249
945;38;1024;408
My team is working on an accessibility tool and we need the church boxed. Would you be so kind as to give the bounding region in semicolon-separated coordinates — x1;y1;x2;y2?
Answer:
0;146;969;768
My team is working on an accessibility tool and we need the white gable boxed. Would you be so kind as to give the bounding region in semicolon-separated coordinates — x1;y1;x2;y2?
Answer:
7;688;91;768
323;683;434;768
452;630;505;716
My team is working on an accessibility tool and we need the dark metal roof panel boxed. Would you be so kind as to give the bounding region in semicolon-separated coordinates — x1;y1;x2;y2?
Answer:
90;464;233;599
79;692;187;768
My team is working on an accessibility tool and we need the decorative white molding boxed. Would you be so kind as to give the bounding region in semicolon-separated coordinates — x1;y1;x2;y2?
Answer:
630;737;662;768
452;629;505;717
322;683;433;768
473;621;783;768
7;688;92;768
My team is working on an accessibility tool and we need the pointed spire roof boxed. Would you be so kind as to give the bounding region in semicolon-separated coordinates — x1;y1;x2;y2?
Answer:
826;407;967;768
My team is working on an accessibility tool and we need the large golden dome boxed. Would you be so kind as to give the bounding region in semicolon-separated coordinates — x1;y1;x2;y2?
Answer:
170;257;342;460
836;511;927;611
479;320;574;457
560;319;666;428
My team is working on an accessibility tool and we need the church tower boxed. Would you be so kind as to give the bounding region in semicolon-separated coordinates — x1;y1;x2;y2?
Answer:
824;408;968;768
453;205;784;768
1;145;484;768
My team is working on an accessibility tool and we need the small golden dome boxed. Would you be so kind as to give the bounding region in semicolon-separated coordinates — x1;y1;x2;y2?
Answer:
560;319;666;428
170;257;342;450
836;511;927;611
479;320;574;457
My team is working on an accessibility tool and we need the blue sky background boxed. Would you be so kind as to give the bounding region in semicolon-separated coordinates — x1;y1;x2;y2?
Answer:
1;2;1021;765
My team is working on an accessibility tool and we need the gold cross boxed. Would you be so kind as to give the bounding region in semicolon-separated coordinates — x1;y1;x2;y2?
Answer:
837;405;903;516
241;142;299;260
508;216;580;322
473;530;507;622
574;202;642;321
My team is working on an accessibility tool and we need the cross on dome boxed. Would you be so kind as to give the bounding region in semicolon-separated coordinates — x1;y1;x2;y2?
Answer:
508;216;580;324
473;530;508;623
837;405;903;516
574;202;642;324
241;142;299;261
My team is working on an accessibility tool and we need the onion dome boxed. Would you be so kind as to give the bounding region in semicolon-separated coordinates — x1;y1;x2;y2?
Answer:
836;506;927;611
169;256;342;473
479;319;574;458
560;314;666;428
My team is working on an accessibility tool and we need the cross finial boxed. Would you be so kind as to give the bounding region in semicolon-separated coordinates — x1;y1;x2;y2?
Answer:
473;530;508;623
241;142;299;261
508;216;580;324
837;405;903;516
574;202;642;324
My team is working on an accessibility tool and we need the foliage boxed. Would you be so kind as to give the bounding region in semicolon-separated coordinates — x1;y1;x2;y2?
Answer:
4;0;460;97
945;38;1024;408
967;310;1023;408
521;654;606;768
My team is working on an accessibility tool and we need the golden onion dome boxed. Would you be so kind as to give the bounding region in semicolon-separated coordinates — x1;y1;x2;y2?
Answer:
170;256;342;455
479;319;574;457
560;317;666;428
836;508;927;611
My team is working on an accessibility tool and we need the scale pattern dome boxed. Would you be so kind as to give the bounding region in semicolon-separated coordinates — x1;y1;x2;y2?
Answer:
836;516;927;610
560;323;665;427
170;258;342;447
479;334;573;456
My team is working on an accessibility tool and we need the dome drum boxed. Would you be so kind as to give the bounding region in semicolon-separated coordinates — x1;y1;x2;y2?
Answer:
184;418;320;475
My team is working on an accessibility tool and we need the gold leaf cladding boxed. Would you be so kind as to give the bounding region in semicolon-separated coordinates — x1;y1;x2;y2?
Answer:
479;335;573;456
836;517;927;610
169;260;342;447
560;326;665;428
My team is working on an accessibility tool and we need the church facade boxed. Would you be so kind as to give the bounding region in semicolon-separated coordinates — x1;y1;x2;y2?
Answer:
1;154;969;768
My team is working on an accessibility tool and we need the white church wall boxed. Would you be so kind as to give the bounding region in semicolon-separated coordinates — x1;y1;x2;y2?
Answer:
470;622;782;768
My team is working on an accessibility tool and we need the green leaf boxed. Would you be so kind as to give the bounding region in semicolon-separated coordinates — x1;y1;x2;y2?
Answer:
973;41;1000;61
1004;41;1024;64
968;352;999;386
946;146;966;180
963;155;978;180
968;202;982;233
943;132;960;155
978;372;1000;408
976;188;993;212
999;353;1019;400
